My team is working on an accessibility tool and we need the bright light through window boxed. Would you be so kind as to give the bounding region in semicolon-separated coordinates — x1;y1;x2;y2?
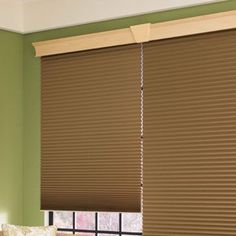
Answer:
50;211;142;235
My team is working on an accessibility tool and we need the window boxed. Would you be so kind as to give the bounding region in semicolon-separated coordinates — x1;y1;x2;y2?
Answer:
49;211;142;236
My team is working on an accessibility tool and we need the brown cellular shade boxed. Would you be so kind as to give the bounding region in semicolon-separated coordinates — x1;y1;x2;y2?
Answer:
41;44;141;212
143;29;236;235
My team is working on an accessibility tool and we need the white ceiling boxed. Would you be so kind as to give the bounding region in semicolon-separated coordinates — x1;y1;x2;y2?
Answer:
0;0;222;34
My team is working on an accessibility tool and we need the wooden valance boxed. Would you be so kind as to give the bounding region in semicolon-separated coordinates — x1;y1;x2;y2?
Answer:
33;10;236;57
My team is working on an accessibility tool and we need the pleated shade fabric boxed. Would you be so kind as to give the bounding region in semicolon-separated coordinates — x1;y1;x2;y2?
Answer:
143;29;236;235
41;44;141;212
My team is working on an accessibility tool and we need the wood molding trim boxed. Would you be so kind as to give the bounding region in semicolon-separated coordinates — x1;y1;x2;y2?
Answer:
130;23;151;43
33;10;236;57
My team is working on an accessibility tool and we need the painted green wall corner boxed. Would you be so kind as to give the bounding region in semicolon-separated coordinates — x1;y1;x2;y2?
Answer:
0;29;23;225
23;0;236;225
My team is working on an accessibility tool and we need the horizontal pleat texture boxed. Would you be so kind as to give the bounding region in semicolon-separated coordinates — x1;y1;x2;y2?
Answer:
143;29;236;236
41;44;141;212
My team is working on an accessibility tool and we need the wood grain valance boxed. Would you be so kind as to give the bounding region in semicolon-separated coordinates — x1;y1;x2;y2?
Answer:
33;10;236;57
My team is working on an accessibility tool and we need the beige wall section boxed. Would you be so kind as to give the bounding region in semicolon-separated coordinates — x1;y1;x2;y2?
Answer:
33;10;236;57
0;0;222;33
23;0;219;33
0;0;23;33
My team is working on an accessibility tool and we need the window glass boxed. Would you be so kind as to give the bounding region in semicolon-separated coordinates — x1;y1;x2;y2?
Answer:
122;213;142;232
54;211;73;228
98;212;119;231
57;232;72;234
76;212;95;230
50;211;142;235
98;235;117;236
76;233;95;236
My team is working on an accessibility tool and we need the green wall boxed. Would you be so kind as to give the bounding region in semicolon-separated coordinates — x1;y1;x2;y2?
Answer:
0;0;232;226
22;0;236;225
0;29;23;225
